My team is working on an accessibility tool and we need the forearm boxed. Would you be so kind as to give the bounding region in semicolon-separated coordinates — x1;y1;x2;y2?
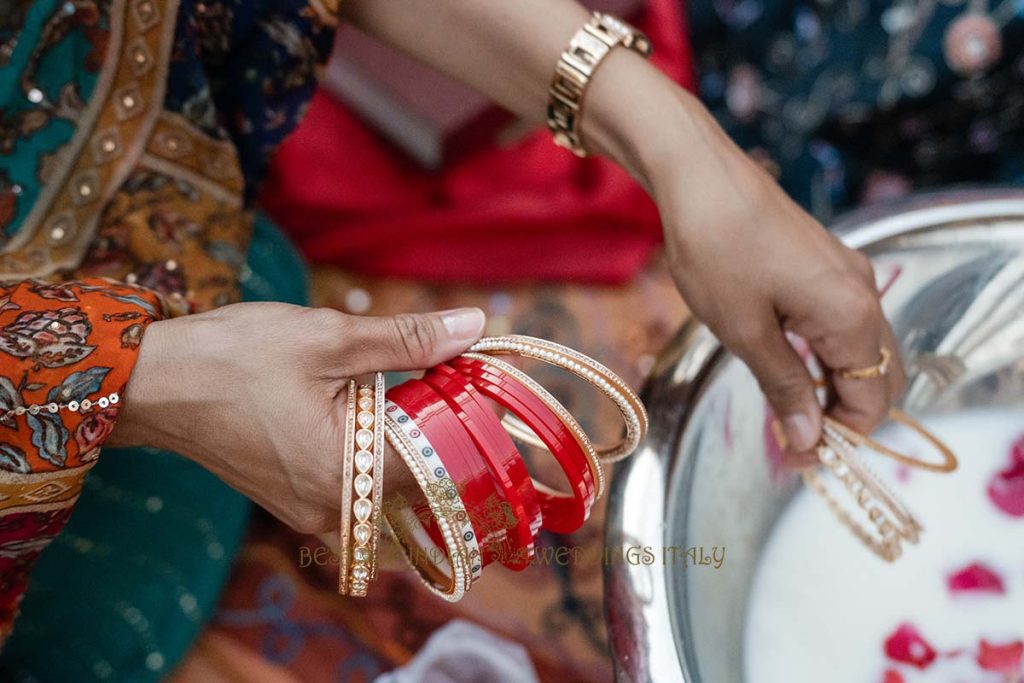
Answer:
340;0;704;189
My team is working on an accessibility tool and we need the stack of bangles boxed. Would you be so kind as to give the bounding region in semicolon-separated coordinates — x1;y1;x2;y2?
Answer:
800;346;959;563
336;335;647;601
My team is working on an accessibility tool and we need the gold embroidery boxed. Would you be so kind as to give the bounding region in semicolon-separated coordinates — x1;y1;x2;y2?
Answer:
6;0;250;313
2;0;181;278
145;111;244;200
76;170;251;312
0;462;95;512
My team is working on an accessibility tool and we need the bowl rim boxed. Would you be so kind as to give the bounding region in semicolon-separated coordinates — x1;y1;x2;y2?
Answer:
603;186;1024;683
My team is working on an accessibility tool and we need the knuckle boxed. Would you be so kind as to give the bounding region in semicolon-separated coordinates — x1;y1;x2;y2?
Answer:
393;313;436;362
305;307;350;343
837;282;881;329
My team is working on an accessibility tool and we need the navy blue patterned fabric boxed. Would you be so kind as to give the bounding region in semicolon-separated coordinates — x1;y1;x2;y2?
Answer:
165;0;333;201
686;1;1024;219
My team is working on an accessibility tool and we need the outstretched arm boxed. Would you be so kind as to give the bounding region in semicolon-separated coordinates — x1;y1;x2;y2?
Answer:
341;0;906;460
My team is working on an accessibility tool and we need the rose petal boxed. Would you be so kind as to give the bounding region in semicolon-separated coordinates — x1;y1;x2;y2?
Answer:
987;457;1024;517
947;562;1006;595
1012;434;1024;466
882;669;905;683
885;623;938;669
977;639;1024;674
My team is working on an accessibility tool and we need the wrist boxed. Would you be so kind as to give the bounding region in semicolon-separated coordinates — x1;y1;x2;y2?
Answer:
106;318;195;455
579;49;688;184
580;51;728;200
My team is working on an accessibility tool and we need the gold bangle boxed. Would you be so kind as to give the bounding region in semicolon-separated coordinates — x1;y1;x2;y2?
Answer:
338;379;357;595
369;372;385;581
824;420;922;544
547;12;652;157
469;335;647;463
459;352;605;499
827;409;958;474
344;378;384;597
804;421;924;563
382;404;473;601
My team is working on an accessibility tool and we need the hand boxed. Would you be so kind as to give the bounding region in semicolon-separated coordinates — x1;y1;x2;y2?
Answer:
583;59;906;464
645;91;906;463
107;302;487;532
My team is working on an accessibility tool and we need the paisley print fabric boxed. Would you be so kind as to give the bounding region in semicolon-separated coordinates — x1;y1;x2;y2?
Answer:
686;0;1024;220
0;277;165;638
0;217;309;680
77;167;253;311
166;0;334;201
0;0;334;664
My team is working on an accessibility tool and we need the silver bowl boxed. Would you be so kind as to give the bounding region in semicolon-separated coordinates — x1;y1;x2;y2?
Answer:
604;188;1024;682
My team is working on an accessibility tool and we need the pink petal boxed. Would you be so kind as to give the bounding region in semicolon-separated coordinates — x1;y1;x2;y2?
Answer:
988;457;1024;517
977;639;1024;675
947;562;1006;595
1012;434;1024;466
885;623;938;669
882;669;905;683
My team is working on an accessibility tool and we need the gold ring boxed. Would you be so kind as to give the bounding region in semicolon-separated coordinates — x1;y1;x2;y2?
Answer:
838;347;892;380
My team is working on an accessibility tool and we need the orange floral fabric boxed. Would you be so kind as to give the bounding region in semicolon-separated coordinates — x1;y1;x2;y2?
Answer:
0;278;165;637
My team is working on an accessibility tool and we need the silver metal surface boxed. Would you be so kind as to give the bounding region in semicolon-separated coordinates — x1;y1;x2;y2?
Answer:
604;188;1024;683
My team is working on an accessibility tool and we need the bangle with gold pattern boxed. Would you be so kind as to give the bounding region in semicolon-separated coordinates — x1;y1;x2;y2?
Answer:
547;12;652;157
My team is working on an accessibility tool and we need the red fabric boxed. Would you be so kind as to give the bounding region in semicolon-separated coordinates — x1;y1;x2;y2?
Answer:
261;0;695;284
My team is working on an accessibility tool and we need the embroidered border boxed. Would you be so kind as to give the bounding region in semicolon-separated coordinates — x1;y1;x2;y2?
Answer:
1;0;182;277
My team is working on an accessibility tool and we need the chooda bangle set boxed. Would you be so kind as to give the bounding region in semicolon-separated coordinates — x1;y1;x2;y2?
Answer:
332;335;958;598
335;335;647;600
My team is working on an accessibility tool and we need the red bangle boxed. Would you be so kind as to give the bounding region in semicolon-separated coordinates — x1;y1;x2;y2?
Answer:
386;379;489;580
422;364;541;569
449;356;596;534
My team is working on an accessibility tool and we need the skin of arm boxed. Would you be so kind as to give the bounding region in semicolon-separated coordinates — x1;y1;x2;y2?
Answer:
341;0;905;461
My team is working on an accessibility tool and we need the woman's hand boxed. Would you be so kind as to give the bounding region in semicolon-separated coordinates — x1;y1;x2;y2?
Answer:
107;303;486;532
337;0;905;463
609;82;906;462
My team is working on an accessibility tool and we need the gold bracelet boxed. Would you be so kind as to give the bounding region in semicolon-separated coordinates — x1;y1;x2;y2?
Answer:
827;409;959;474
547;12;652;157
369;372;385;581
804;421;924;562
469;335;647;463
344;376;385;597
338;380;357;595
382;403;473;601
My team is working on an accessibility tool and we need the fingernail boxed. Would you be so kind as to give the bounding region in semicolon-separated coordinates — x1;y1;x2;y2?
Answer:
440;307;485;340
783;413;818;452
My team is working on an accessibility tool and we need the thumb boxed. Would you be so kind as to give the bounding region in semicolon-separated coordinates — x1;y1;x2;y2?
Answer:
343;307;486;373
735;323;822;456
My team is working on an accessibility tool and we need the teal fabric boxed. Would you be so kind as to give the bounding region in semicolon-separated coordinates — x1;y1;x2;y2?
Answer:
0;214;309;682
0;0;103;236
